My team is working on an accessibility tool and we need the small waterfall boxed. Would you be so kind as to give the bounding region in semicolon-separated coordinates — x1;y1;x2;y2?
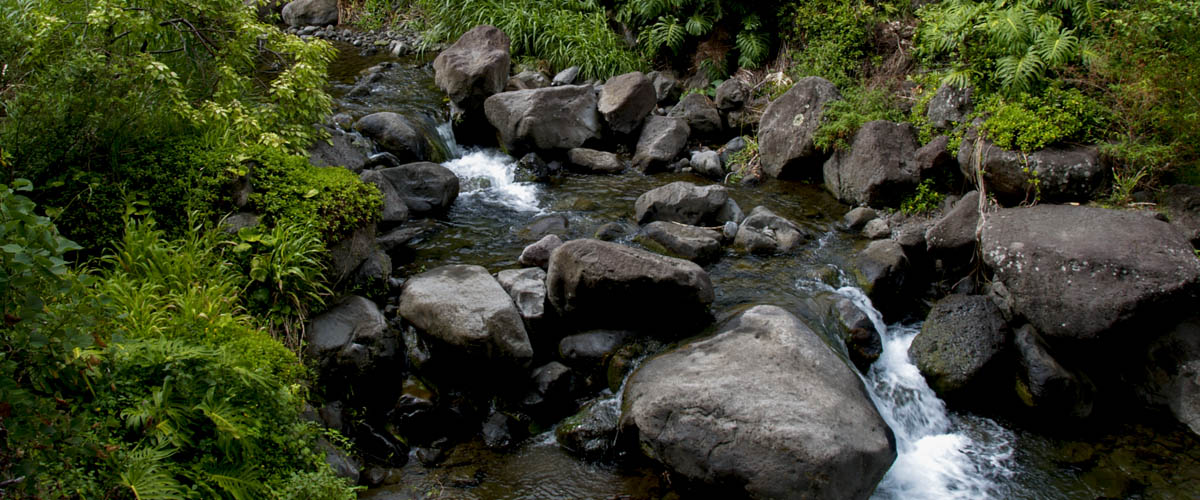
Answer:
435;123;541;213
835;287;1016;499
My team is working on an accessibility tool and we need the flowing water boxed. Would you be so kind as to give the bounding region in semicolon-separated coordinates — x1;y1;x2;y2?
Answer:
331;43;1200;499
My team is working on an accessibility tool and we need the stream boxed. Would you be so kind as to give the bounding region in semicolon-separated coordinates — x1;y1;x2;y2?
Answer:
329;44;1200;499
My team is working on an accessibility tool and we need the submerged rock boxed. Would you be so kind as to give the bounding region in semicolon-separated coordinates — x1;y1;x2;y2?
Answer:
556;399;621;458
621;305;896;499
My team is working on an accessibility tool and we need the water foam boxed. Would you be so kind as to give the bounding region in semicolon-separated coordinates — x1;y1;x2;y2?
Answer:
436;123;541;213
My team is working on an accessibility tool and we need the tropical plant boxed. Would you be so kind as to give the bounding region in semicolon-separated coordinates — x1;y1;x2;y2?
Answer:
814;87;908;152
900;179;947;215
617;0;774;70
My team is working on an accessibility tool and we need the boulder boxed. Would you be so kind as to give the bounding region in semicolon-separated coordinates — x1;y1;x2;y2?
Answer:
328;223;376;282
377;162;460;216
552;66;581;86
855;239;909;320
355;112;429;163
862;218;890;240
433;25;511;111
515;152;554;183
597;72;656;134
567;148;625;174
925;190;980;254
221;212;259;234
638;221;723;264
376;221;435;255
734;206;809;255
758;77;841;179
359;169;410;226
715;78;750;111
926;84;973;130
350;249;392;299
518;214;568;239
832;298;882;372
621;305;896;500
556;398;621;458
1160;184;1200;247
305;296;400;387
495;267;548;328
648;70;681;104
690;150;724;180
546;239;714;332
1013;325;1095;419
957;134;1104;205
980;204;1200;342
484;85;602;153
634;181;729;226
908;295;1010;396
632;115;690;173
558;330;630;368
309;128;371;172
1138;319;1200;436
823;121;921;207
518;234;564;269
397;265;533;377
843;207;878;230
913;135;956;179
669;93;722;138
281;0;338;27
507;70;549;91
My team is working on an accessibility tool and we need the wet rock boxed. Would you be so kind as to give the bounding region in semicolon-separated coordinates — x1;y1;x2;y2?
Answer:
638;221;723;264
282;0;338;27
355;112;430;163
598;71;656;135
328;223;376;282
305;295;400;390
378;162;460;216
909;295;1010;397
364;151;401;170
433;25;511;112
957;133;1104;205
690;150;724;180
507;69;549;91
350;249;392;299
318;437;361;483
715;78;750;111
518;234;563;269
495;267;548;328
546;239;714;333
720;135;748;164
516;152;553;182
927;84;973;130
552;66;580;86
634;181;729;226
376;221;435;255
1160;184;1200;247
621;305;896;500
519;214;569;239
567;148;625;174
758;77;841;179
594;222;630;241
319;401;345;432
359;169;410;227
863;218;890;239
484;85;602;154
362;467;401;488
734;206;810;255
980;204;1200;342
632;115;690;173
309;128;371;172
1014;325;1095;419
556;399;621;458
398;265;534;382
669;93;722;139
854;239;909;320
843;207;878;230
524;361;578;410
1138;318;1200;436
388;376;437;435
648;70;681;104
559;330;630;368
823;120;921;207
221;212;259;234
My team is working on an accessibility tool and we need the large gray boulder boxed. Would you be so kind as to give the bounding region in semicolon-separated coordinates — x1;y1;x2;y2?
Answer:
926;84;973;130
908;295;1010;396
1138;319;1200;436
433;25;511;111
715;78;751;111
855;239;910;320
1013;325;1094;419
634;181;729;226
398;265;533;374
638;221;723;264
377;162;460;216
1160;184;1200;247
567;148;625;174
669;93;722;139
305;296;400;384
734;206;810;255
632;115;690;173
329;223;376;282
981;204;1200;342
690;150;723;180
308;128;371;172
495;267;548;329
758;77;841;179
957;134;1103;205
546;239;714;332
484;85;602;153
597;72;656;135
355;112;429;164
925;190;980;254
358;170;410;227
281;0;338;27
621;305;896;500
823;121;921;207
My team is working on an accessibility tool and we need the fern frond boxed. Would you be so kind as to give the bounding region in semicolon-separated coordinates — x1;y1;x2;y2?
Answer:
1079;36;1100;68
986;5;1037;52
736;29;769;69
118;445;185;500
685;12;713;36
943;66;977;89
645;15;687;55
207;465;266;500
997;48;1046;93
1034;26;1078;67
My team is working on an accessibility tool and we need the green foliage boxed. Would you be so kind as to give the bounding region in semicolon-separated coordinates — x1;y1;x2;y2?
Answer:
780;0;885;89
725;136;760;183
618;0;774;70
915;0;1097;95
347;0;413;31
417;0;642;80
814;87;907;152
976;85;1108;152
900;179;947;215
0;0;336;251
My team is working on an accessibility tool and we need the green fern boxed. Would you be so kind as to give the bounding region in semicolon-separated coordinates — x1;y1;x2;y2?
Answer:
118;445;186;500
997;48;1047;93
646;15;687;54
1034;25;1078;67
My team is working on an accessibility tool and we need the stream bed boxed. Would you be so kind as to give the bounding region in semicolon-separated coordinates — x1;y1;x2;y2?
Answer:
328;43;1200;499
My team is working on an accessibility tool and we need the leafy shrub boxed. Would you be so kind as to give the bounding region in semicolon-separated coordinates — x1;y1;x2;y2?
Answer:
228;222;331;350
417;0;643;80
618;0;774;70
976;85;1108;152
900;179;947;215
346;0;413;31
814;87;907;152
780;0;885;89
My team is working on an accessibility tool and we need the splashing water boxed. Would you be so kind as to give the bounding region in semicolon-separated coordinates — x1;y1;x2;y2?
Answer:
834;287;1016;500
436;123;541;213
